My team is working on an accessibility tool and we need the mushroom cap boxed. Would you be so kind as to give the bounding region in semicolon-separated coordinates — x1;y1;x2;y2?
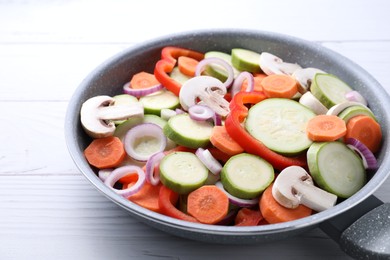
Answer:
292;67;326;93
179;75;226;111
259;52;302;76
81;95;116;138
272;166;338;212
80;95;144;138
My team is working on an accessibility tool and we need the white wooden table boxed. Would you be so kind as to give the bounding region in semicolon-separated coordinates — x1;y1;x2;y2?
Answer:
1;1;389;259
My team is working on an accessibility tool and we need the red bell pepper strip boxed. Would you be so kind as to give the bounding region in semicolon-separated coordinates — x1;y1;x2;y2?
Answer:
161;46;205;64
154;59;182;96
158;185;199;223
154;47;204;96
224;91;307;171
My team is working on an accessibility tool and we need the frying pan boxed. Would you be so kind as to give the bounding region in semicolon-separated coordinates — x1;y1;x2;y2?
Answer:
65;29;390;259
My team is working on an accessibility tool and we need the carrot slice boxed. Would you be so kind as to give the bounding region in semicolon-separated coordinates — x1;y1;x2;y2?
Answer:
345;115;382;153
210;125;244;156
259;183;312;224
178;56;199;77
158;185;198;222
187;185;229;224
260;74;298;98
118;164;147;184
241;73;267;92
130;71;160;89
84;136;126;169
127;182;163;213
306;114;347;142
119;172;139;184
234;208;264;226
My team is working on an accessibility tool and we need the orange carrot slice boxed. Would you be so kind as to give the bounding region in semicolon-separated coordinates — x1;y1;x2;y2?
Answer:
306;114;347;142
210;125;244;156
118;172;139;184
130;71;160;89
234;208;264;226
178;56;199;77
261;74;298;98
187;185;229;224
84;136;126;169
345;115;382;153
241;73;267;92
259;183;312;224
127;182;163;213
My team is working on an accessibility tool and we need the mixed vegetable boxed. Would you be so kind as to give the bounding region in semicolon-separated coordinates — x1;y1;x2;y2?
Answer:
80;46;382;226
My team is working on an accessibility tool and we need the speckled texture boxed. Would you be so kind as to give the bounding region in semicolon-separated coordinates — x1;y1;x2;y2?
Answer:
65;29;390;246
340;203;390;259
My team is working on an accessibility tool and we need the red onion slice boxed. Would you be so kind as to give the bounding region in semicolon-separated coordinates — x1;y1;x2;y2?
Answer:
231;71;255;96
195;148;223;175
195;57;234;89
104;165;146;198
189;104;222;125
123;82;164;98
175;108;185;114
345;90;368;106
189;104;214;121
124;123;167;161
215;181;259;207
346;138;378;170
145;151;165;185
213;113;222;126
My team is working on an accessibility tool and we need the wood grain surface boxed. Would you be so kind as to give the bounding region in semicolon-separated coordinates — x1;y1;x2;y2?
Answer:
1;1;389;259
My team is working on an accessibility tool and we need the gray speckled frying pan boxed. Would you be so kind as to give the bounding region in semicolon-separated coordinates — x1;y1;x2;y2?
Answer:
65;29;390;259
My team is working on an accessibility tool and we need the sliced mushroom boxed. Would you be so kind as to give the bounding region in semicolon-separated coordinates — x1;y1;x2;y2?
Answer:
197;86;230;117
179;75;228;112
292;67;326;93
299;91;328;115
259;52;302;76
80;95;144;138
272;166;337;212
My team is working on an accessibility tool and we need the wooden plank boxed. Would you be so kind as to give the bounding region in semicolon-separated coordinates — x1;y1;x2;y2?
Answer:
0;175;353;260
0;44;131;101
0;102;77;175
0;0;389;44
0;1;389;259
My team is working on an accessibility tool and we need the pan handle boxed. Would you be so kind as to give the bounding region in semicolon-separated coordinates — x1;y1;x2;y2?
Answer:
320;195;390;259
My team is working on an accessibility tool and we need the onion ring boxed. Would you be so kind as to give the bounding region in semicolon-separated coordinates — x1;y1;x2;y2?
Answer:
195;148;223;175
104;165;146;198
195;57;234;89
215;181;259;207
145;151;165;185
231;71;254;96
124;123;167;161
123;82;164;97
346;138;378;170
189;105;215;121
